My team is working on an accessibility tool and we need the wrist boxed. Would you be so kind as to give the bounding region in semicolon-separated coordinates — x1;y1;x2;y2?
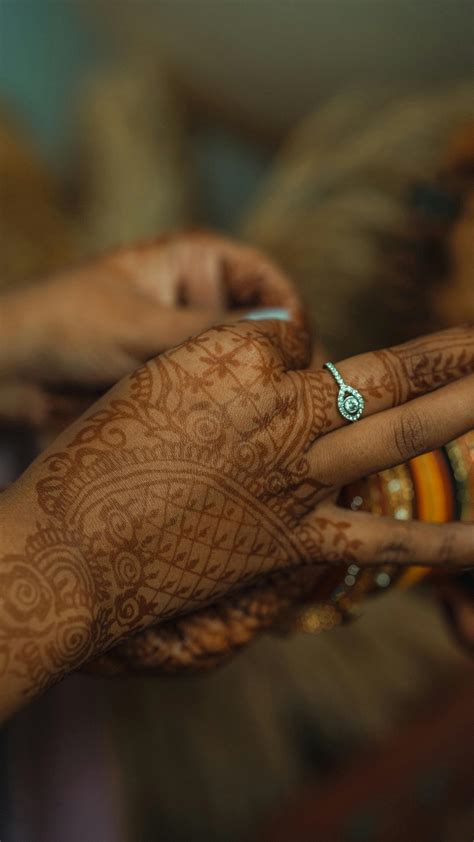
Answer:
0;476;96;718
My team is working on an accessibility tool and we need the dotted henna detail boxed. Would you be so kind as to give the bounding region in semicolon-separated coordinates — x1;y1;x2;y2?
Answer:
1;325;334;687
68;325;474;675
0;323;363;691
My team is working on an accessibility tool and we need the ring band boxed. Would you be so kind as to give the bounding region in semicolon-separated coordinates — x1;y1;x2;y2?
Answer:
324;362;365;422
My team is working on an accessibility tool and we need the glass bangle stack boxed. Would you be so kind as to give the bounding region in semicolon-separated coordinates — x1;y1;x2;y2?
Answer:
291;430;474;634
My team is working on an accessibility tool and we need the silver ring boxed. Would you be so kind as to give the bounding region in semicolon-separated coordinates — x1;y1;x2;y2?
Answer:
324;362;365;422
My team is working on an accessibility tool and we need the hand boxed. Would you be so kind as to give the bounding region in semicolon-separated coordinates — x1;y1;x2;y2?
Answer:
0;231;303;387
1;321;473;714
87;565;322;675
89;323;474;675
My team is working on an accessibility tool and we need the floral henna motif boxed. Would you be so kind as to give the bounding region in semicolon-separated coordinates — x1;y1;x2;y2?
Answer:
3;323;473;692
81;325;474;674
374;329;474;405
2;321;363;694
85;566;329;675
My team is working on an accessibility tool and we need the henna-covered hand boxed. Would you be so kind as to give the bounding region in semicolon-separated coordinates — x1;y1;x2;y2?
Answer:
1;321;473;718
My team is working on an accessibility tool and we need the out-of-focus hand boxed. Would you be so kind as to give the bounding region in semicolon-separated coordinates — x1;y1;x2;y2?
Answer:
0;231;303;388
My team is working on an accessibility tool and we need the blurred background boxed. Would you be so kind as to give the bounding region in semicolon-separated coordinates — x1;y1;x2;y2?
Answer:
0;1;473;840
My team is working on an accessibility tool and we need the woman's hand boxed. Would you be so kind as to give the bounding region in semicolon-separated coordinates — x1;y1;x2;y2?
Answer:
0;231;303;388
1;321;473;716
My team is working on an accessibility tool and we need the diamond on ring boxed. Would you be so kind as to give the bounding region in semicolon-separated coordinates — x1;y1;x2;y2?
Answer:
324;362;365;422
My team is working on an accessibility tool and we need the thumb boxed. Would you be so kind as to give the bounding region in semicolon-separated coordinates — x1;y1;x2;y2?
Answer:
132;306;232;356
230;308;311;371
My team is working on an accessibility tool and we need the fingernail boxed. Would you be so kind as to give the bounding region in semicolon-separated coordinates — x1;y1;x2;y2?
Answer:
245;308;290;321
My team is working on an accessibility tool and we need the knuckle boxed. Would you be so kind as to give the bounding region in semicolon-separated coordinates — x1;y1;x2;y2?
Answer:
437;528;458;566
248;332;269;358
392;407;428;461
376;540;412;566
296;524;320;563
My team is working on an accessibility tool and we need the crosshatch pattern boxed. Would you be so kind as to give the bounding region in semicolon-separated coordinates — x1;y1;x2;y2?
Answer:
1;321;473;694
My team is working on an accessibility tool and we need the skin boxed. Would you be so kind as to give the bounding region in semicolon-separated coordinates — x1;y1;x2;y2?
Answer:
0;231;306;713
0;230;325;432
0;231;303;389
0;314;473;721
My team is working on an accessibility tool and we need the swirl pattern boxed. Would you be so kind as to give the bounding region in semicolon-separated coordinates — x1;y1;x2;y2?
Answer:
2;321;473;696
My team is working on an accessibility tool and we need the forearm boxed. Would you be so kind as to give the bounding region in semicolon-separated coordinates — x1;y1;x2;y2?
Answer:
0;424;183;720
0;475;96;721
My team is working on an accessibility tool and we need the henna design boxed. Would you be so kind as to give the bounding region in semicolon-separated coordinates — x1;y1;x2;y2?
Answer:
2;323;473;694
85;566;329;675
374;329;474;405
0;321;355;697
0;525;105;697
92;325;474;673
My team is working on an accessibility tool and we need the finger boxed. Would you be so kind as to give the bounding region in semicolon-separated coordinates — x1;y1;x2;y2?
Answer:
128;306;227;356
104;233;224;309
217;236;303;316
81;347;142;385
83;565;326;674
110;231;312;365
308;373;474;487
300;325;474;435
105;236;177;307
175;232;307;329
36;340;142;386
111;231;304;318
174;242;228;310
300;504;474;569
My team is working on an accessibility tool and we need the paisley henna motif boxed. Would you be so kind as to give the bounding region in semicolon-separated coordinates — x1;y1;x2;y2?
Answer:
0;320;340;694
1;322;473;699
